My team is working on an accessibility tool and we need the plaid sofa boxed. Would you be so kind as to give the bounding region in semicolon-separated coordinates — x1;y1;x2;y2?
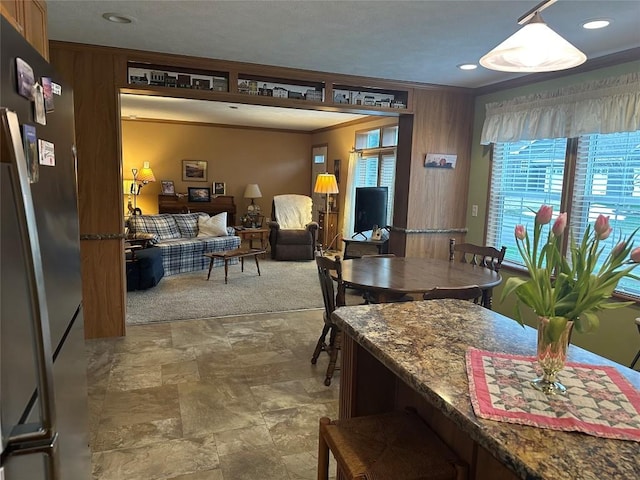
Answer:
128;213;240;276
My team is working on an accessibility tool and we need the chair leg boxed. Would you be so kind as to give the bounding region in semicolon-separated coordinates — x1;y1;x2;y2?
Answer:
324;329;341;386
311;324;331;364
317;418;330;480
631;349;640;369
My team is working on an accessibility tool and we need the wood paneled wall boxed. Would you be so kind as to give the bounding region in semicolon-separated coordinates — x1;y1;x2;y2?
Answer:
49;44;127;338
49;41;474;338
398;88;475;260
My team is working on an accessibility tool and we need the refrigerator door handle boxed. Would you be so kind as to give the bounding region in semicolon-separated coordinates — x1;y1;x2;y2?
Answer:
4;429;59;479
1;109;60;479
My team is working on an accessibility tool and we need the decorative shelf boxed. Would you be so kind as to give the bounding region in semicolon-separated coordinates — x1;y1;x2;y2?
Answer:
237;74;324;102
123;59;413;113
127;62;228;92
332;84;408;109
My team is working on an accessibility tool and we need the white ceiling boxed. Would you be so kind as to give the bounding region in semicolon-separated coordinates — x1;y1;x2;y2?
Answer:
119;94;368;131
48;0;640;131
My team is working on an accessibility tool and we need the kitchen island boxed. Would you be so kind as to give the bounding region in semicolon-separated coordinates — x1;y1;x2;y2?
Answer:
332;300;640;480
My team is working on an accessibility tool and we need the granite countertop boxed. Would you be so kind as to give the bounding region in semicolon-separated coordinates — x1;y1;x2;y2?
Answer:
332;300;640;480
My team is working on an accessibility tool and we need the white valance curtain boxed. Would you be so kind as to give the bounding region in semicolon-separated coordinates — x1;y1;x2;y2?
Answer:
480;72;640;144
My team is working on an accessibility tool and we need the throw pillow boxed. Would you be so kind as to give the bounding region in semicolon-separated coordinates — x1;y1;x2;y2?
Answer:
197;212;228;237
129;214;181;241
174;212;206;238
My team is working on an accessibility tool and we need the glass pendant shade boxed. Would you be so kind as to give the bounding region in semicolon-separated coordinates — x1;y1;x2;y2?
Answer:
480;13;586;73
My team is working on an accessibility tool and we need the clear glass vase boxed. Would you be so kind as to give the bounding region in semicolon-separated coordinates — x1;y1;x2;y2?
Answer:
531;316;574;395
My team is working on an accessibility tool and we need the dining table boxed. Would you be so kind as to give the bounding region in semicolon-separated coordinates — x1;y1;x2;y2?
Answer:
340;256;502;306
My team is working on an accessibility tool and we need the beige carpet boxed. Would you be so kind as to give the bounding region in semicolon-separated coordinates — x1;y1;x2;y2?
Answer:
126;256;363;325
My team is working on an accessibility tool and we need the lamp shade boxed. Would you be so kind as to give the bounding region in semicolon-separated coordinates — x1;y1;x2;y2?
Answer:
136;161;156;183
244;183;262;199
479;13;586;73
314;173;339;194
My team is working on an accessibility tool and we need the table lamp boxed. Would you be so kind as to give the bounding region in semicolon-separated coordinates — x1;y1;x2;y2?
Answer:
244;183;262;227
314;173;339;215
244;183;262;213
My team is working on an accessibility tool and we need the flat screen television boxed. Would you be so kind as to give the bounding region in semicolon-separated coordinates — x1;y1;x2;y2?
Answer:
354;186;388;235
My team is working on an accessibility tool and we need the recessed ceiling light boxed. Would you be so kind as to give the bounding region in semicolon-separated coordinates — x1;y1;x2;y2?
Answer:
582;19;610;30
458;64;478;71
102;12;136;24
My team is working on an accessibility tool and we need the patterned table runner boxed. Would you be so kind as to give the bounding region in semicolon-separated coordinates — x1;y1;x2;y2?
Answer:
466;348;640;441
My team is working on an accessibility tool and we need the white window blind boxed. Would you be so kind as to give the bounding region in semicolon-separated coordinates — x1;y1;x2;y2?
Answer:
486;138;569;265
355;155;379;187
570;131;640;298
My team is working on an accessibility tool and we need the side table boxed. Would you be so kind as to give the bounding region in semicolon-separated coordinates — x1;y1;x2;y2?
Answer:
342;237;389;259
234;227;269;250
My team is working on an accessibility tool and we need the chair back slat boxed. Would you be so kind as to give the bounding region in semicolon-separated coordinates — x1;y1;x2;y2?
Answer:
315;254;345;323
449;238;507;273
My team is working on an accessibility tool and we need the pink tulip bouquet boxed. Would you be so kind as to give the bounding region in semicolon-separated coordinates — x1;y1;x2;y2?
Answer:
501;205;640;340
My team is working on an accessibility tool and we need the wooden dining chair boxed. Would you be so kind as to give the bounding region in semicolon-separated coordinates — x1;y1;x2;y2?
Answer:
311;253;345;386
449;239;506;309
630;318;640;370
449;239;506;273
423;285;483;302
318;409;468;480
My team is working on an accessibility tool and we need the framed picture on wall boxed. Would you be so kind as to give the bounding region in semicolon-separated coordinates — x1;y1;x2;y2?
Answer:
161;180;175;195
182;160;208;182
188;187;211;202
424;153;457;169
213;182;226;196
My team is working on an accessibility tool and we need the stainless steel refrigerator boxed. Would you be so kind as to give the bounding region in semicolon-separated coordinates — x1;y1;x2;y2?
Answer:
1;16;90;480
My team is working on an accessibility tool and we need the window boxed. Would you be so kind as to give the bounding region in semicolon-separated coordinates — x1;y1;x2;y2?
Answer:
352;125;398;230
487;131;640;298
486;138;568;264
570;131;640;297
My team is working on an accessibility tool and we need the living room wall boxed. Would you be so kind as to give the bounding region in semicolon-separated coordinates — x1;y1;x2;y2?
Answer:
311;116;399;241
121;120;313;219
466;60;640;366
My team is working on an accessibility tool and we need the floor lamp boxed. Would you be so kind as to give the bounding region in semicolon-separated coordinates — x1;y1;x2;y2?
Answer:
314;173;339;250
130;162;156;214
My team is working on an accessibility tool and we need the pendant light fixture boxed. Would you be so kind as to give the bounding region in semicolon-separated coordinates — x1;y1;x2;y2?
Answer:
479;0;586;73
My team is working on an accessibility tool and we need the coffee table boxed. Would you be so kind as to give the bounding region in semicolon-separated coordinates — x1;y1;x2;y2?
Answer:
204;248;266;284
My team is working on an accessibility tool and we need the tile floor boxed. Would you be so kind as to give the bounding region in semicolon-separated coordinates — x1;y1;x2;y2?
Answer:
86;309;340;480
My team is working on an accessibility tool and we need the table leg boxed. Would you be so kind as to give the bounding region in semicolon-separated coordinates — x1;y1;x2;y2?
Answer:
254;254;261;276
241;257;245;272
207;257;214;280
224;258;229;284
482;289;493;310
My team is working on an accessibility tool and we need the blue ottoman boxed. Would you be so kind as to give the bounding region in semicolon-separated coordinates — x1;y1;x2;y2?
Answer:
126;247;164;291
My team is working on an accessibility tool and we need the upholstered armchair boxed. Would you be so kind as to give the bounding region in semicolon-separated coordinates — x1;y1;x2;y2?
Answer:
268;194;318;260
